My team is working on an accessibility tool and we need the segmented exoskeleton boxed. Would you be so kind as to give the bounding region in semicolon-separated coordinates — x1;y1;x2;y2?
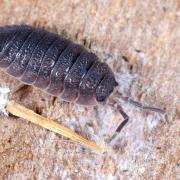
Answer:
0;25;117;106
0;25;166;143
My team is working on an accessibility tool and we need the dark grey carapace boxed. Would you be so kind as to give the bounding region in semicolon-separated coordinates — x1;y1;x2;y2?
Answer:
0;25;117;106
0;25;166;142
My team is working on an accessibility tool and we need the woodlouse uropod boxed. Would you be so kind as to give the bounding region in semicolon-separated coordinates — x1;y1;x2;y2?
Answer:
0;25;166;142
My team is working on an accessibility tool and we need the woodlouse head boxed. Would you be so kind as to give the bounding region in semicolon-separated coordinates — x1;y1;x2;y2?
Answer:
95;72;118;104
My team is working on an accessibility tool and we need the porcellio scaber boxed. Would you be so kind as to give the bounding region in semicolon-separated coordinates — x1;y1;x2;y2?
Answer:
0;25;166;140
0;25;117;106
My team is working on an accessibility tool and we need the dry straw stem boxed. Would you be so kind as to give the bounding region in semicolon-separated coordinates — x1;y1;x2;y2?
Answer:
6;101;106;153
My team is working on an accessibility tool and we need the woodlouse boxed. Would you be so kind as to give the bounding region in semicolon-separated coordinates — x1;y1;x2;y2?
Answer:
0;25;117;106
0;25;166;142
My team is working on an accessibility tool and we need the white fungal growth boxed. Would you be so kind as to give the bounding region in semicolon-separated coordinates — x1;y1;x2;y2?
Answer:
146;114;161;129
115;72;139;95
0;87;10;115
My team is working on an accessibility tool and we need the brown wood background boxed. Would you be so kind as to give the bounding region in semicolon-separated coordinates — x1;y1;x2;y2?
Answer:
0;0;179;179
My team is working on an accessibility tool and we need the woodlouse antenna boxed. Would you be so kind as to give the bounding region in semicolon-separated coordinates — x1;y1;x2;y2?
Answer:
108;91;167;144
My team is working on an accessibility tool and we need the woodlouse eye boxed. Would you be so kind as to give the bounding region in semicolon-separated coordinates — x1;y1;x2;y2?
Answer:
115;81;119;87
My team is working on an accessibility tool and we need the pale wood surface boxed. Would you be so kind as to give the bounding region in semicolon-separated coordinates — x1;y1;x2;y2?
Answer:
0;0;179;179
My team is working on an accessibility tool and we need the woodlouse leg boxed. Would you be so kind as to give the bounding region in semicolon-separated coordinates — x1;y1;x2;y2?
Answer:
12;84;29;94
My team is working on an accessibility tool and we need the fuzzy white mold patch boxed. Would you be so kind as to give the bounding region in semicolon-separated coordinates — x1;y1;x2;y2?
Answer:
115;72;139;96
146;114;161;129
0;87;10;115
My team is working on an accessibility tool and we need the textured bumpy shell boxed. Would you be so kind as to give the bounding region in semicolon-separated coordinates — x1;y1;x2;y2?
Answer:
0;25;117;105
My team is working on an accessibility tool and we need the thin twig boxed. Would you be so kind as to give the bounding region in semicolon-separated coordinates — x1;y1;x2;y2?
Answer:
6;101;106;153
